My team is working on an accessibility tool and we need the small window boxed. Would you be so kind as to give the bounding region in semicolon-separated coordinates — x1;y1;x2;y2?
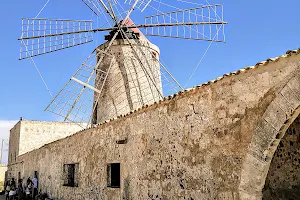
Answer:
34;171;39;179
63;163;79;187
107;163;120;188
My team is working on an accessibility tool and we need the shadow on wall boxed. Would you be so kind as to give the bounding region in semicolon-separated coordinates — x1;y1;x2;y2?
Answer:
262;114;300;200
263;186;300;200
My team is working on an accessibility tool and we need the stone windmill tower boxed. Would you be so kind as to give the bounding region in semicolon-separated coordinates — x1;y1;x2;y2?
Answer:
94;19;163;124
18;1;227;127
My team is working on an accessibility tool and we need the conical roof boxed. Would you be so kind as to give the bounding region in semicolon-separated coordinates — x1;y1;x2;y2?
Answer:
124;18;160;55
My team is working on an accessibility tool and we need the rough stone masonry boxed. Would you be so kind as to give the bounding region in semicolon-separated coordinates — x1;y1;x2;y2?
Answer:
95;39;162;124
7;48;300;200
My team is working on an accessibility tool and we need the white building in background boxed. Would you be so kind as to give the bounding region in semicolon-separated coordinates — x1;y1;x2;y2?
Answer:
7;119;83;180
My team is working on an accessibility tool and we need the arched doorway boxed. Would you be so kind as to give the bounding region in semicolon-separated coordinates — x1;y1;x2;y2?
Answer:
262;114;300;199
238;72;300;199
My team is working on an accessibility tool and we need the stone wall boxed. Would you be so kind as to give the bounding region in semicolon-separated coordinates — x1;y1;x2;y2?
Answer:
262;115;300;199
18;120;83;156
9;50;300;200
9;121;21;165
0;164;7;192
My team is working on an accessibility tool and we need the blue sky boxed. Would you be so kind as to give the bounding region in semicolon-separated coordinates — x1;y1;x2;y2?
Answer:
0;0;299;161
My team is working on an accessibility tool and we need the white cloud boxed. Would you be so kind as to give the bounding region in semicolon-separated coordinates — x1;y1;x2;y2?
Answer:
0;120;18;164
0;120;17;140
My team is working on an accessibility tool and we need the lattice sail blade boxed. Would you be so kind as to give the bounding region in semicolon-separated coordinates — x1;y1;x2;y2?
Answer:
46;38;182;126
159;64;182;96
45;50;114;126
19;18;93;60
82;0;105;16
144;4;226;42
125;0;153;11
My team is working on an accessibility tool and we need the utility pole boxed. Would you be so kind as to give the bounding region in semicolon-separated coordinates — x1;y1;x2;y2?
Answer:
0;139;4;164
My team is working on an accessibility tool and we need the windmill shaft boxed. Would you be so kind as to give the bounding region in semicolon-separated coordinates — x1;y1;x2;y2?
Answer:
71;77;101;93
98;0;117;22
123;0;139;23
19;22;227;40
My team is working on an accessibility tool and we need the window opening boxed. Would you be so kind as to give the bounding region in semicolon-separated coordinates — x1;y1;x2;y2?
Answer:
63;163;78;187
107;163;120;188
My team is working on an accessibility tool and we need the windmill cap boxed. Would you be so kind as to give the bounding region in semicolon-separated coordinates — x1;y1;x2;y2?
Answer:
124;18;160;55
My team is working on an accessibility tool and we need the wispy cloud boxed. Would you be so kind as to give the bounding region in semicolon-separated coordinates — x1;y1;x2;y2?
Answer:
0;120;18;139
0;120;18;164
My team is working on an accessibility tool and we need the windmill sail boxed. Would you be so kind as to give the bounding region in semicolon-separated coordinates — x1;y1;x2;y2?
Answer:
124;0;153;11
82;0;104;16
46;28;183;127
45;50;115;125
19;18;93;60
22;1;227;127
144;4;226;42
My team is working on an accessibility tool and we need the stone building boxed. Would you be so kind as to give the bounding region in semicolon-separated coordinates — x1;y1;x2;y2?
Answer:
0;164;7;192
8;120;83;180
7;48;300;200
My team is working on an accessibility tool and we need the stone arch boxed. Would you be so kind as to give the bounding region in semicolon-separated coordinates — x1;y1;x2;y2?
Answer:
262;115;300;199
238;73;300;200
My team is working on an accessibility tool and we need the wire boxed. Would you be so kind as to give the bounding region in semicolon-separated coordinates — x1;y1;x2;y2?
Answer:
152;0;178;10
204;0;222;21
98;4;113;27
115;0;132;20
21;40;53;97
156;0;162;15
113;2;124;21
184;25;222;88
20;0;53;97
176;0;222;21
176;0;204;6
34;0;51;19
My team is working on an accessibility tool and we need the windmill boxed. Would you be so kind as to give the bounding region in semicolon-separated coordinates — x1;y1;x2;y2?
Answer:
19;0;227;127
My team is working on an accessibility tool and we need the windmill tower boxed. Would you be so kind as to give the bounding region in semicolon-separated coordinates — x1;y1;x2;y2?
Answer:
94;20;162;124
18;0;227;127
